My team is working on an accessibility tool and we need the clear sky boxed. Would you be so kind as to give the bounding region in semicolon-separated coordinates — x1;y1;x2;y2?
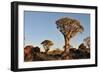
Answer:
24;11;90;51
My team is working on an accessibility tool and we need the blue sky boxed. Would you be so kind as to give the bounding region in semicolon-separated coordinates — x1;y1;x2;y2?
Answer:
24;11;90;51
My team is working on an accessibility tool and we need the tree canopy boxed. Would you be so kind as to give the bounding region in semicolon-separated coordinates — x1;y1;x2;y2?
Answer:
56;17;84;38
41;40;54;53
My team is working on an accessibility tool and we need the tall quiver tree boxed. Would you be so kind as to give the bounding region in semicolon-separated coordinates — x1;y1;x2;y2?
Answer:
41;40;54;54
56;17;84;54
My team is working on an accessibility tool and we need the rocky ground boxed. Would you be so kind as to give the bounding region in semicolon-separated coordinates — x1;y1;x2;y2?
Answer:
24;43;90;62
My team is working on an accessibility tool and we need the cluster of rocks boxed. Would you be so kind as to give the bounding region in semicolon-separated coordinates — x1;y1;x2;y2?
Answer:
24;43;90;61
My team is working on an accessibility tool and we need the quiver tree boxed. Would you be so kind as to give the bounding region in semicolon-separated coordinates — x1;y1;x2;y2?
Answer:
56;17;84;53
41;40;54;54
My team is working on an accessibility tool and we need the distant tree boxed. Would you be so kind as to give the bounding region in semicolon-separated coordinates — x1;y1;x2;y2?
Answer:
56;17;84;54
41;40;54;54
83;36;90;48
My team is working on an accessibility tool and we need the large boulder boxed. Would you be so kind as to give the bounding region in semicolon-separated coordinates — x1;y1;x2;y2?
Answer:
24;45;34;61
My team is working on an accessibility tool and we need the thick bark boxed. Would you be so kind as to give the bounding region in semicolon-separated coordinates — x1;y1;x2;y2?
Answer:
64;36;70;53
61;35;71;59
64;31;72;53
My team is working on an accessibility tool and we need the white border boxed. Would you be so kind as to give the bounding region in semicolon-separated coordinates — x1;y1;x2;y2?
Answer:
18;5;96;68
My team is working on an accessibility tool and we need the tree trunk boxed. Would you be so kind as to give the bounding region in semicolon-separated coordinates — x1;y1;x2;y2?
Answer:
64;36;70;54
45;46;49;54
